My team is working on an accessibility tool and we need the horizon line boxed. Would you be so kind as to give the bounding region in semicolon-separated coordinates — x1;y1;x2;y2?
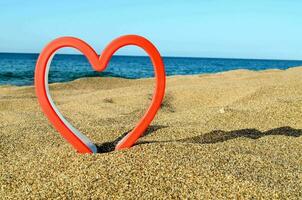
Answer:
0;51;301;62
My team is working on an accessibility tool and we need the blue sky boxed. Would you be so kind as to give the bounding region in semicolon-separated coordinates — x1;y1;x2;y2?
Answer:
0;1;301;60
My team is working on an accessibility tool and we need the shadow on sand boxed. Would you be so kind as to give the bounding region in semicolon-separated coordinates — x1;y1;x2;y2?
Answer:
96;125;168;153
96;126;302;153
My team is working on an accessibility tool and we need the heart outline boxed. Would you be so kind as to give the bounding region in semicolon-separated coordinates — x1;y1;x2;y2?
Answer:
35;35;166;153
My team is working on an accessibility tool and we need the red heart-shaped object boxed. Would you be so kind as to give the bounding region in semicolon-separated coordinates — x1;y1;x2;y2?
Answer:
35;35;166;153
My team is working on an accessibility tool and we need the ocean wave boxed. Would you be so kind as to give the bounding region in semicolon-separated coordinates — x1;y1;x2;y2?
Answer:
0;71;33;79
1;53;302;86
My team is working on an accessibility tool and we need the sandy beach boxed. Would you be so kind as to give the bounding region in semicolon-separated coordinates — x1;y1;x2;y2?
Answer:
1;67;302;199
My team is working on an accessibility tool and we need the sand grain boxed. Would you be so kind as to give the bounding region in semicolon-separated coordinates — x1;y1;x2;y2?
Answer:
1;67;302;199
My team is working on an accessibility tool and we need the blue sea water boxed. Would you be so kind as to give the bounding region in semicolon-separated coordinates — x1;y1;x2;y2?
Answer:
0;53;302;86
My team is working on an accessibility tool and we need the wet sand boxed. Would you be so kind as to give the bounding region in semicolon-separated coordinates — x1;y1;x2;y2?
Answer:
1;67;302;199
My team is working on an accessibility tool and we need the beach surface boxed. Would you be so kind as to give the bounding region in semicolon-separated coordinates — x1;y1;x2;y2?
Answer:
1;67;302;199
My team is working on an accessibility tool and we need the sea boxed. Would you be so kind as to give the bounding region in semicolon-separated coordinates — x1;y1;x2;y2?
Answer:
0;53;302;86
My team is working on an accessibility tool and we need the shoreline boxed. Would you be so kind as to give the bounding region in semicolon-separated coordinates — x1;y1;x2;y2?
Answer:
1;65;301;88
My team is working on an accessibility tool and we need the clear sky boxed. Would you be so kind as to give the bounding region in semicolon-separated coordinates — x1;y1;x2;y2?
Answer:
0;0;301;60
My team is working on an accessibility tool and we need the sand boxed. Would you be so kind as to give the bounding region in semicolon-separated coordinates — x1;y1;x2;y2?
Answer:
1;67;302;199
